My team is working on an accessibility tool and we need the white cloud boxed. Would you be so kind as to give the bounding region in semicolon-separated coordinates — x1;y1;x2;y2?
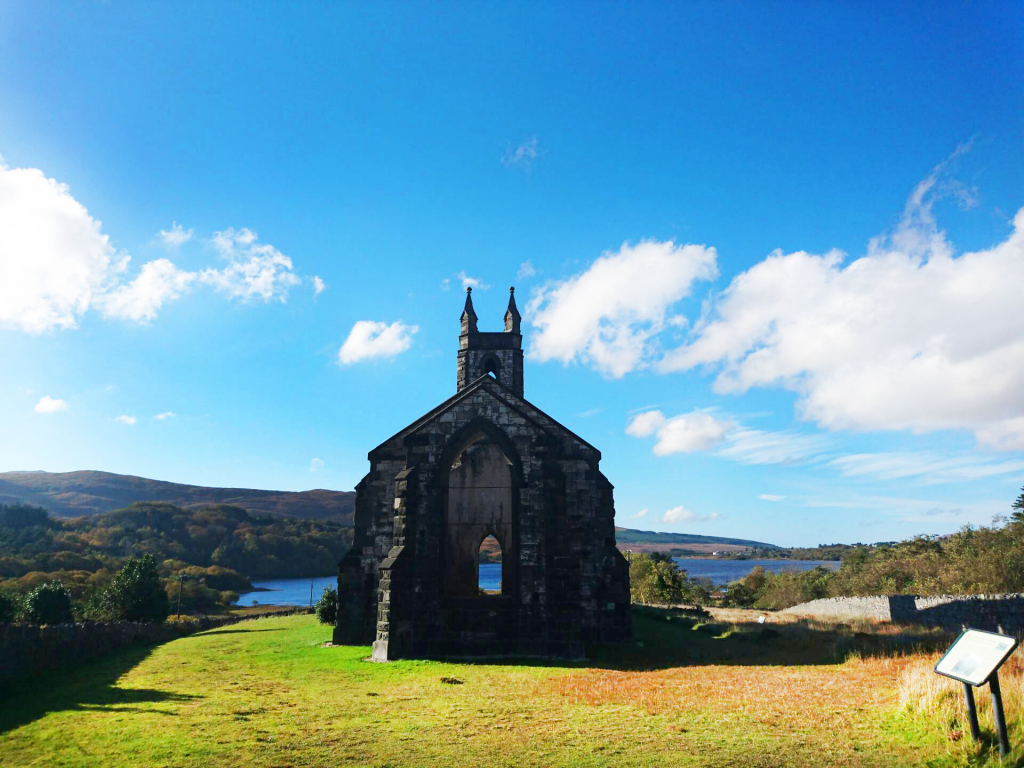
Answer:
0;157;306;332
312;276;326;296
659;151;1024;451
517;261;536;280
663;505;719;524
100;258;197;322
457;271;490;291
528;240;718;378
310;457;324;473
200;231;300;302
576;407;603;418
626;408;824;464
154;412;176;420
803;494;1006;526
441;278;451;291
759;494;785;502
158;222;193;248
501;136;541;169
338;320;418;364
828;451;1024;485
0;157;122;333
625;410;666;437
651;411;733;455
115;415;137;425
632;508;649;519
716;428;830;466
34;396;68;414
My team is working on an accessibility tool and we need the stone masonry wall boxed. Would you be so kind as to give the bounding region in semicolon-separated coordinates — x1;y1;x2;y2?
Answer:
782;594;1024;633
0;608;312;686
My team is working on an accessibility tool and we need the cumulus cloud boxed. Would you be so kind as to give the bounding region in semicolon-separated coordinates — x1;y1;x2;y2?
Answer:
663;505;718;524
115;415;137;425
759;494;785;502
154;412;176;420
517;261;536;280
200;229;300;302
158;222;193;248
0;157;306;332
310;457;324;473
34;396;68;414
100;258;197;322
457;271;490;291
338;320;418;364
632;508;649;519
0;158;122;333
312;276;326;296
659;152;1024;450
626;409;733;455
501;136;542;169
528;240;718;377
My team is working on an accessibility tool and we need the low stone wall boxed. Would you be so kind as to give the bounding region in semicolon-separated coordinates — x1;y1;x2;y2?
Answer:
0;608;312;686
782;594;1024;633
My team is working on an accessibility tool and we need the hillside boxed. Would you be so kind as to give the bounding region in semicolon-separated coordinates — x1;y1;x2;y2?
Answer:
614;526;778;554
0;470;779;553
0;470;354;523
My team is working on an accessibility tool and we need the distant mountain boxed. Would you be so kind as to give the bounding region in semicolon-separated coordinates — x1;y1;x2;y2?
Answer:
0;470;354;524
613;526;778;554
0;470;777;552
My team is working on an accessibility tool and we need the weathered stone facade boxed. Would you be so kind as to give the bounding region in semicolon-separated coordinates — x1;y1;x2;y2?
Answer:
334;287;631;659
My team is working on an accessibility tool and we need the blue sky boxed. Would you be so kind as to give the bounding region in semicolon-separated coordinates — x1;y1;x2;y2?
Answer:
1;2;1022;546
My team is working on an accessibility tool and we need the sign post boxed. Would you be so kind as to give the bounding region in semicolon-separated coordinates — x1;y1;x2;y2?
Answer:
935;628;1017;758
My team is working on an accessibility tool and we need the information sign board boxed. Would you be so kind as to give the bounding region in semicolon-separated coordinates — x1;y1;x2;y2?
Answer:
934;629;1018;687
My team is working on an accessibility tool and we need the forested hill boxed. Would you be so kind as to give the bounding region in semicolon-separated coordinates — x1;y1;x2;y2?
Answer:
0;470;354;523
614;527;778;553
0;502;352;597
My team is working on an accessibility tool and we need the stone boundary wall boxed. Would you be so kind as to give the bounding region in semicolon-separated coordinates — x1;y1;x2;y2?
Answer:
0;608;313;686
782;594;1024;633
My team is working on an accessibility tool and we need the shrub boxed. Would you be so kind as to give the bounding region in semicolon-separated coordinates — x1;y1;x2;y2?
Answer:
24;580;74;624
0;590;19;622
315;584;337;625
102;554;171;622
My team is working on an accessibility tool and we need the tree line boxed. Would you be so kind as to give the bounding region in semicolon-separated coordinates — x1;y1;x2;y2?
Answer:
0;501;352;617
631;486;1024;610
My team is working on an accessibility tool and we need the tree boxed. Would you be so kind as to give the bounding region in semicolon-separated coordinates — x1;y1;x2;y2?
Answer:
24;580;73;624
102;554;171;622
0;590;19;622
629;553;689;605
315;585;337;625
1012;486;1024;524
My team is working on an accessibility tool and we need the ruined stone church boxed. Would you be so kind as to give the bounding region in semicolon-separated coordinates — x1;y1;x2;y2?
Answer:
334;287;631;659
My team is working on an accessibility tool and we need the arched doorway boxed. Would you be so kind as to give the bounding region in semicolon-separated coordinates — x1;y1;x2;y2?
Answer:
445;436;514;597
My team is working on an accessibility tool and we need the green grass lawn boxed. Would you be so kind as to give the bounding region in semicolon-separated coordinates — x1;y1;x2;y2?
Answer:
0;610;1016;767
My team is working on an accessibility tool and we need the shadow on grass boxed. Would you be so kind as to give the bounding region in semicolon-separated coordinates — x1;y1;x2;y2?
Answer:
0;645;201;734
412;606;957;671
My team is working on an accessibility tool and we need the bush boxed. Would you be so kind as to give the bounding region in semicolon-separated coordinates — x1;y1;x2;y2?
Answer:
0;590;19;622
102;554;171;622
315;584;337;625
24;580;74;624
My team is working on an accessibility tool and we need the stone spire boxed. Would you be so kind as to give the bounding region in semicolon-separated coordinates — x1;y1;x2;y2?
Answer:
504;286;521;334
460;287;478;335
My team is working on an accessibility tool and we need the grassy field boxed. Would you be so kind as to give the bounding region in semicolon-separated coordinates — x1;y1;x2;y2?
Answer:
1;608;1020;767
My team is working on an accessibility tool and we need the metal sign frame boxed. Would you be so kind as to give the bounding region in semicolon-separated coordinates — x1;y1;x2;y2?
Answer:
934;627;1018;757
934;628;1018;686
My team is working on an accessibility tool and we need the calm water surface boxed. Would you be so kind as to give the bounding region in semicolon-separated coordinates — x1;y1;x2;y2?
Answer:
235;559;836;605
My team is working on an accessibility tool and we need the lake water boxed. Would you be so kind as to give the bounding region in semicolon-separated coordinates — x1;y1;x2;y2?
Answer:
673;558;839;586
235;559;836;606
